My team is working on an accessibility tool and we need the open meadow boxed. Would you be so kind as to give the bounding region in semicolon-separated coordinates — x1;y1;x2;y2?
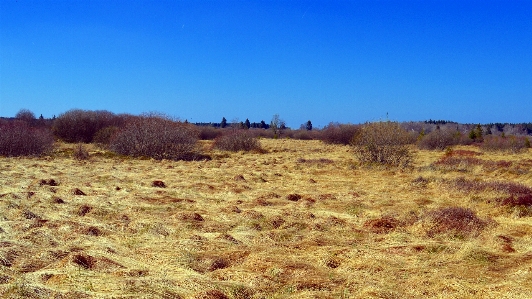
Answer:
1;139;532;298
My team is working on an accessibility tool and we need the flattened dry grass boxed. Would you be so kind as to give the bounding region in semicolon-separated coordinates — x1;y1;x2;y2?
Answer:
0;140;532;298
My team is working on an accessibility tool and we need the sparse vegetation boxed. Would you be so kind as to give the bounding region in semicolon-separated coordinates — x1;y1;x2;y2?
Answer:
1;110;532;298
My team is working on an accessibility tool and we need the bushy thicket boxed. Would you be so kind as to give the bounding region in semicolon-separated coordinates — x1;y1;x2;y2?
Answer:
480;135;530;153
0;121;54;157
417;129;461;150
109;114;199;160
213;130;262;152
320;123;360;145
351;121;414;167
53;109;126;143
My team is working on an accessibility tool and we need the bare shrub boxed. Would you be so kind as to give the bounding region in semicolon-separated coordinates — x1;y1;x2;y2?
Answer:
481;135;530;153
15;108;36;124
351;121;413;167
53;109;124;143
198;126;223;140
417;129;460;150
109;115;200;160
291;129;322;140
321;123;360;145
93;126;119;148
213;130;262;152
0;121;54;157
246;128;275;139
423;207;488;238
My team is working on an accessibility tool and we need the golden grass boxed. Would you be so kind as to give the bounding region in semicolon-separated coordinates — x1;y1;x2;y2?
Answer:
1;140;532;298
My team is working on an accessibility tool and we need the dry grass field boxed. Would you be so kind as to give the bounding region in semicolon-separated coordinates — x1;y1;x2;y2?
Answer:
1;139;532;298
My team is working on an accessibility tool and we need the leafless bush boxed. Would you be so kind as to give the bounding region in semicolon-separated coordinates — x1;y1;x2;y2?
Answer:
351;121;413;167
53;109;124;143
15;108;36;124
321;123;360;145
213;130;262;152
291;129;322;140
198;126;223;140
93;126;119;148
109;115;200;160
0;121;54;157
480;135;530;153
417;129;460;150
246;128;275;139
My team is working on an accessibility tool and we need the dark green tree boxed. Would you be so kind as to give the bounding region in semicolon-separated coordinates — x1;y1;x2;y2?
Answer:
305;120;312;131
221;117;227;128
244;118;251;129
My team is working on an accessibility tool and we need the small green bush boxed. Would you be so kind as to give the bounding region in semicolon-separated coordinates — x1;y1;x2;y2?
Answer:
109;115;199;160
351;121;413;167
213;130;262;152
0;121;54;157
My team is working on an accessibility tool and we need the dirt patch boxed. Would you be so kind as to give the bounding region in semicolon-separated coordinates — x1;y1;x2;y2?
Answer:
152;180;166;188
72;188;86;195
40;179;59;186
287;194;302;201
77;205;92;216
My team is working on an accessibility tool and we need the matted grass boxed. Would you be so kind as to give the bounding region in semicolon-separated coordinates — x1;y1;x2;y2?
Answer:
1;140;531;298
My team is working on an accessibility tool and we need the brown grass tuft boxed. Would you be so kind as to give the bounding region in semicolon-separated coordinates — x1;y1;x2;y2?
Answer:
363;216;400;234
423;207;488;238
195;289;229;299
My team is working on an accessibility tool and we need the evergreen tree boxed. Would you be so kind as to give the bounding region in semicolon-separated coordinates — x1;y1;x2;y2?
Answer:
221;117;227;128
305;120;312;131
244;118;251;129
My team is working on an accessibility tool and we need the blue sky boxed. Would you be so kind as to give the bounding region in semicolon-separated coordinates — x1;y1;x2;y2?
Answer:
1;0;531;128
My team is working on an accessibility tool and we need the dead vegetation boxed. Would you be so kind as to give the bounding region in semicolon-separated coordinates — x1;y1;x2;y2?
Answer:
0;139;531;298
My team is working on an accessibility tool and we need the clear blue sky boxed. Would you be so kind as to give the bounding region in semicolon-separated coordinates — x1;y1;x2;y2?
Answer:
1;0;531;128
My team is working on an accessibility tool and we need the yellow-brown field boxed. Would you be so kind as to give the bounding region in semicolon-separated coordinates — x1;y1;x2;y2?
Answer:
1;139;532;298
